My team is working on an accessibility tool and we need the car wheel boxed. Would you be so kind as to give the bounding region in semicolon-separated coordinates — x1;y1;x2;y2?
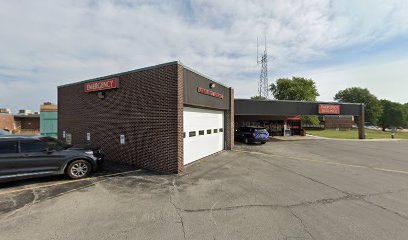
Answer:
244;138;249;144
66;160;91;179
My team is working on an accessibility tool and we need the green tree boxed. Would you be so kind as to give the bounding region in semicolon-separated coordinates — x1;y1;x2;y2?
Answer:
250;95;267;100
270;77;319;101
404;103;408;128
378;100;404;131
270;77;320;125
303;116;321;125
395;102;408;128
334;87;382;125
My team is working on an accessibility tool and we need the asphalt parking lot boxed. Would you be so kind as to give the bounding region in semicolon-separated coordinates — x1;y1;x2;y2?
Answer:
1;138;408;240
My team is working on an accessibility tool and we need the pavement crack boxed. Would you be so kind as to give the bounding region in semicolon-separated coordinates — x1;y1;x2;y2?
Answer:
31;189;39;204
169;177;186;240
362;198;408;221
254;155;352;196
180;194;374;213
249;151;408;223
8;196;17;208
170;196;187;240
289;209;316;240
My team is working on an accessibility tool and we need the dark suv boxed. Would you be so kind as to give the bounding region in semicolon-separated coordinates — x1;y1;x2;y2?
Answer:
235;127;270;144
0;135;103;183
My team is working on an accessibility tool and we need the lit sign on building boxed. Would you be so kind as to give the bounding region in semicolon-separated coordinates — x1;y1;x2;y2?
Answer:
319;104;340;114
197;87;224;99
84;78;119;92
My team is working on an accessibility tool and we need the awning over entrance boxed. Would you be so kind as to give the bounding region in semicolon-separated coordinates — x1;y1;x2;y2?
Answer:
235;99;363;116
234;99;366;139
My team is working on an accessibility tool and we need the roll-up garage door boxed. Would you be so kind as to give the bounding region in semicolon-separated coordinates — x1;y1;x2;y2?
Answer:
183;107;224;165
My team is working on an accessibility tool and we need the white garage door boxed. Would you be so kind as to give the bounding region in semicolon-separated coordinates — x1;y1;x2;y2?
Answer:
183;107;224;165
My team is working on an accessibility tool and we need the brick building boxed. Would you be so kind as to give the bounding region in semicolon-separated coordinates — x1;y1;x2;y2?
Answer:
58;62;234;174
58;62;366;175
0;110;40;134
323;115;354;129
14;114;40;134
0;113;15;132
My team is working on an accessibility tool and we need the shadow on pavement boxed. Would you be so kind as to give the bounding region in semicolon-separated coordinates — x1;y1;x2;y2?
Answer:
0;161;147;215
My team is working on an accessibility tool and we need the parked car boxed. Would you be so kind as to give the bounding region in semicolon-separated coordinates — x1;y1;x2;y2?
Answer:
235;127;269;144
0;129;11;135
0;135;103;183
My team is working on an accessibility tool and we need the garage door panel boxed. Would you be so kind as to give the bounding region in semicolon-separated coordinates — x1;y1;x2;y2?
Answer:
184;107;224;165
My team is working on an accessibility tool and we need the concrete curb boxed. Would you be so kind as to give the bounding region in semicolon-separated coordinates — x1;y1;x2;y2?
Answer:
306;134;408;142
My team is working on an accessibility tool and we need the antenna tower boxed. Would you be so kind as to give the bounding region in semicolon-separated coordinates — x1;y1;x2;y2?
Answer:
257;36;268;99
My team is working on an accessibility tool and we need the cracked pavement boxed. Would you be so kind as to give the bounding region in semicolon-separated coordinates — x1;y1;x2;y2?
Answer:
1;139;408;239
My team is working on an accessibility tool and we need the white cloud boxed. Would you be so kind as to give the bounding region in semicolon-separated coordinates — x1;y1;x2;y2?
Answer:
0;0;407;112
294;56;408;103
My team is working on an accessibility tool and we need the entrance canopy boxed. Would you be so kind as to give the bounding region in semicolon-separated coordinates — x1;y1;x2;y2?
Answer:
234;99;366;139
235;99;363;116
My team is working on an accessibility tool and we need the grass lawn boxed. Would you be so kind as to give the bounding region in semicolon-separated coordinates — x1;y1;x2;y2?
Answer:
307;129;408;140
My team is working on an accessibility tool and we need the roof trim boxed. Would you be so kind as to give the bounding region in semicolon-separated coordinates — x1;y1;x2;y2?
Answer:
234;98;363;106
58;61;232;89
180;63;230;89
13;115;40;118
58;61;180;88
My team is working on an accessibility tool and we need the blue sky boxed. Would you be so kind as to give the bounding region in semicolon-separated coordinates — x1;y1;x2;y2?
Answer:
0;0;407;112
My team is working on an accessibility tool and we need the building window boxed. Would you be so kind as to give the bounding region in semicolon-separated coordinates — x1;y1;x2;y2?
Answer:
183;132;186;138
219;128;223;132
207;129;212;134
199;130;204;135
189;131;196;137
214;129;218;133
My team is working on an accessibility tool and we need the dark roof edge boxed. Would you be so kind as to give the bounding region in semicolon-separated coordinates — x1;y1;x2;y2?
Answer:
13;115;40;118
58;61;180;88
179;63;230;89
234;98;363;106
58;61;232;89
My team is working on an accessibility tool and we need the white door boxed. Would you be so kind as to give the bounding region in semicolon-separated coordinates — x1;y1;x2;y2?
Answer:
183;107;224;165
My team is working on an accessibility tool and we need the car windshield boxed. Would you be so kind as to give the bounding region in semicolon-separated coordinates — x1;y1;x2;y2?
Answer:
39;137;66;151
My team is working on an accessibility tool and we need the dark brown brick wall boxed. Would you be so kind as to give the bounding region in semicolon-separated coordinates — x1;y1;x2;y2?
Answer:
14;116;40;131
58;63;183;174
225;88;234;150
324;116;353;129
176;64;184;173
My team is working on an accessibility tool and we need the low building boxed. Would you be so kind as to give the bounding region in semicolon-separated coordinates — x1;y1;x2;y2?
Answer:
58;61;234;174
14;113;40;135
17;109;32;115
0;108;12;114
323;115;354;129
58;62;365;175
235;116;302;136
234;99;365;138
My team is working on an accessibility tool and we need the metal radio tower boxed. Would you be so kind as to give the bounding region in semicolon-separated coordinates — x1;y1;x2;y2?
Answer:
257;37;269;99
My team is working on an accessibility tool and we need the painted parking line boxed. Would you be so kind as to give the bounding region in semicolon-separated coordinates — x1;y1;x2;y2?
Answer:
233;149;408;175
0;169;141;197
